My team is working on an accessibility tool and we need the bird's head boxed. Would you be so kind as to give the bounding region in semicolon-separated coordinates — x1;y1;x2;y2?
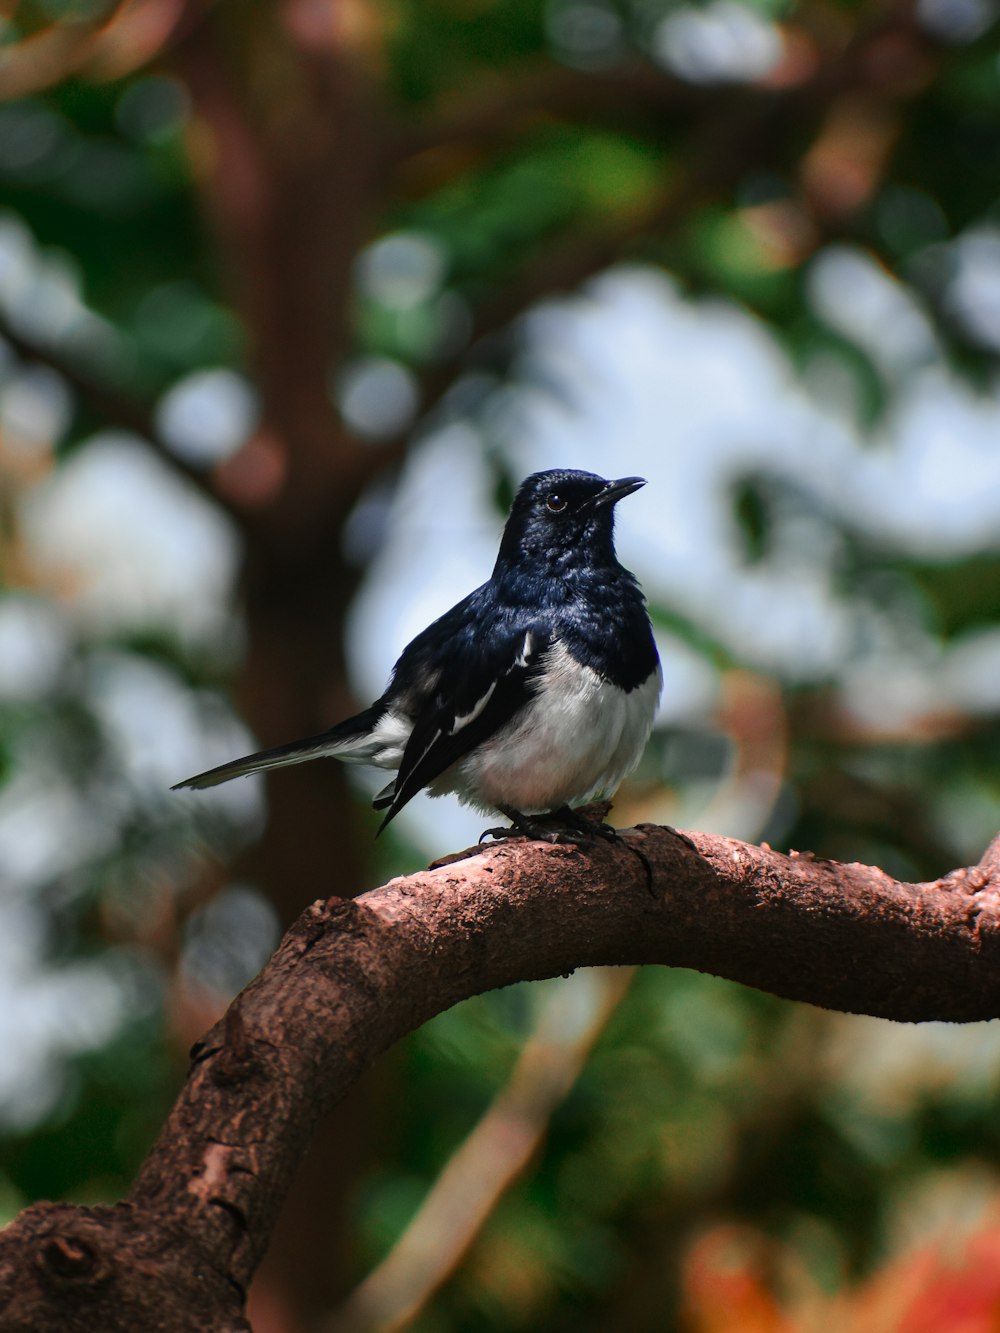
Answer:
494;469;646;576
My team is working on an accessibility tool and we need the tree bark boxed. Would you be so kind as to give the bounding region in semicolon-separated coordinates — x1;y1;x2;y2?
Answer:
0;822;998;1331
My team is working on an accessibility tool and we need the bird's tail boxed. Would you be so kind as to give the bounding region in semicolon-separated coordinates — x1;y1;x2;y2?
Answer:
171;705;384;791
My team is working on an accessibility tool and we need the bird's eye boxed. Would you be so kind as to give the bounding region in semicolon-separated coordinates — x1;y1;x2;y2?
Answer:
546;493;567;513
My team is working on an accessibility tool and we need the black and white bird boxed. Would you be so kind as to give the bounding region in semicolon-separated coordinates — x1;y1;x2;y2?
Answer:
173;469;662;839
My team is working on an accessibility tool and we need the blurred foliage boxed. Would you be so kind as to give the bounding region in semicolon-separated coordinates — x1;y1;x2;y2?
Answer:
4;0;1000;1329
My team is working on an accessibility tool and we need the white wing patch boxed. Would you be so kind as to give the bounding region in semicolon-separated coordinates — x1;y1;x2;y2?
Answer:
451;680;497;734
515;631;536;668
455;631;538;731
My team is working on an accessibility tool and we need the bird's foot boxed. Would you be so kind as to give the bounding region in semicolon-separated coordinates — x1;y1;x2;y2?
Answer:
479;809;581;845
479;824;514;844
548;806;619;841
479;806;656;893
550;806;657;893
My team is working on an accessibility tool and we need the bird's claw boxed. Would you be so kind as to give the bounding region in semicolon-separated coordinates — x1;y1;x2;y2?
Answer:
479;819;582;845
479;825;513;844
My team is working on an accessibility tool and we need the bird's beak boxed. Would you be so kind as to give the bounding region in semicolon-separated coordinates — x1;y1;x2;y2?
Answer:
592;476;646;508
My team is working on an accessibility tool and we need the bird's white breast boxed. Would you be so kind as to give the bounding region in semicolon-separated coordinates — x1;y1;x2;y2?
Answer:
439;642;662;815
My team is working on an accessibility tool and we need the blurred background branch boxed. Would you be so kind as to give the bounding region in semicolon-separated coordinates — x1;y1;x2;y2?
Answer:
330;967;639;1333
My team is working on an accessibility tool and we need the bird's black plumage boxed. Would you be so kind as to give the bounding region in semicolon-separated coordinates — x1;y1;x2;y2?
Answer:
173;469;661;834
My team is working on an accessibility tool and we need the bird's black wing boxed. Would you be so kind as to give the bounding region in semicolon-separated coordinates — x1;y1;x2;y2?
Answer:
376;623;551;832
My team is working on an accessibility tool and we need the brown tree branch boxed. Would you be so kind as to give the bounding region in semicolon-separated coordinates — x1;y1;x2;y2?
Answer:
0;823;997;1330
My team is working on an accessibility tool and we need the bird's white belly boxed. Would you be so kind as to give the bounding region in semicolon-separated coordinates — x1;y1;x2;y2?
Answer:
438;644;662;815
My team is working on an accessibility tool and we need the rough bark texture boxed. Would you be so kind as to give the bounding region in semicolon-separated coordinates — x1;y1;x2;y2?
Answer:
1;823;998;1331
